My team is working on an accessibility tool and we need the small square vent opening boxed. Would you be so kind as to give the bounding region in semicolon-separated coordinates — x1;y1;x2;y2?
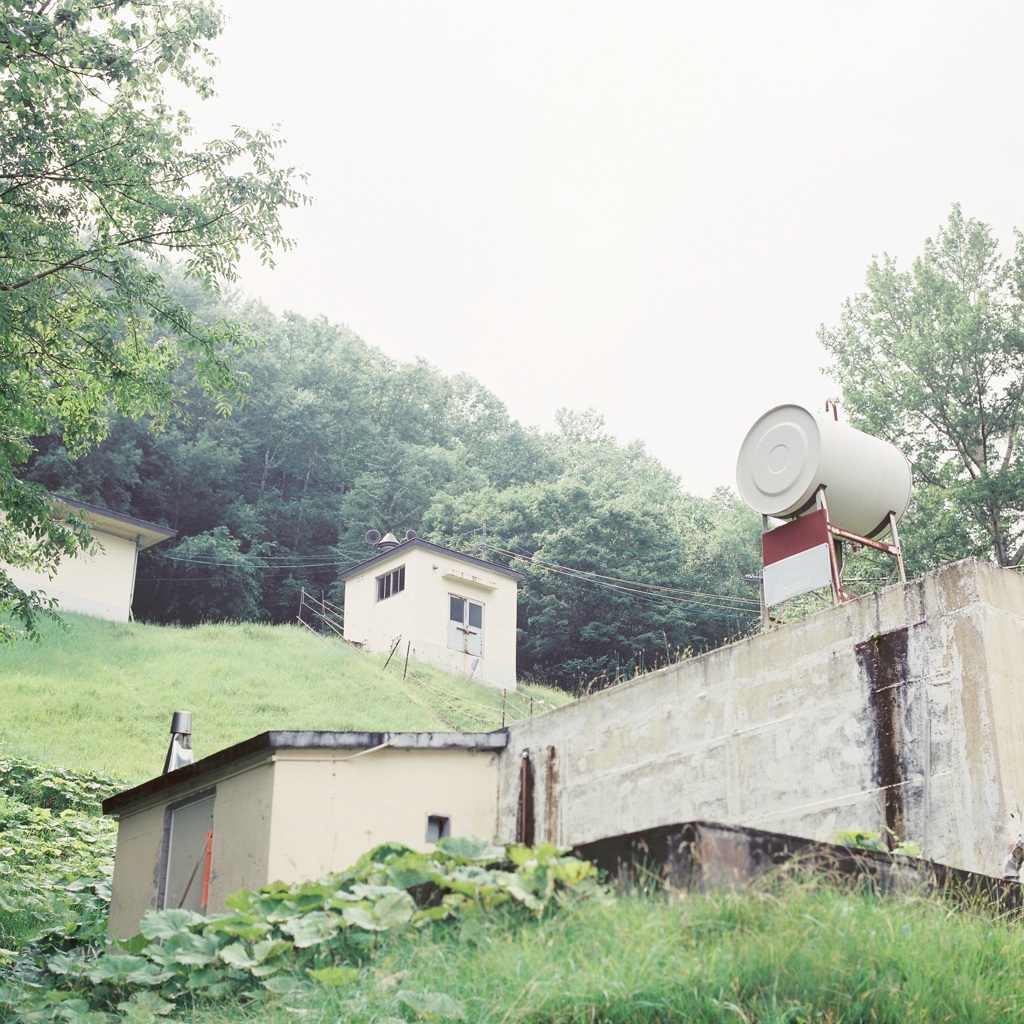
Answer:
426;815;451;843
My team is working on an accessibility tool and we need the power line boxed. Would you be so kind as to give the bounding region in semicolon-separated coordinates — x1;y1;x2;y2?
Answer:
147;529;759;617
153;553;342;570
484;540;759;616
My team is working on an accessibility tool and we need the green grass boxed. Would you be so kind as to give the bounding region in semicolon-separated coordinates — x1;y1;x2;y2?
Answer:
0;613;570;784
158;879;1024;1023
362;886;1021;1023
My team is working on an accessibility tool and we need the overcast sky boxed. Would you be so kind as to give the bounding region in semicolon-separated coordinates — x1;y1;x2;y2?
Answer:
182;1;1024;496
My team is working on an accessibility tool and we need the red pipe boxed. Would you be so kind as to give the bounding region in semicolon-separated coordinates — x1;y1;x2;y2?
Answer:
201;830;213;911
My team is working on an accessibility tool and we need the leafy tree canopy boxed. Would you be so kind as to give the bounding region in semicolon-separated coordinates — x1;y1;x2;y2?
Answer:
819;205;1024;571
0;0;308;640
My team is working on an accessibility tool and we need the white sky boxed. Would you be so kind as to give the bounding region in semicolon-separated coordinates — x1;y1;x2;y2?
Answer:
183;1;1024;496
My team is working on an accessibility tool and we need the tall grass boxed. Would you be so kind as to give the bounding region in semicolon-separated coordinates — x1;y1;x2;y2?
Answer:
325;883;1024;1022
0;613;569;784
162;877;1024;1023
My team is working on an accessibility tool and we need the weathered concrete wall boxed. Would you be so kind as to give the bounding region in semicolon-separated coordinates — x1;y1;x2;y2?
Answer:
498;559;1024;877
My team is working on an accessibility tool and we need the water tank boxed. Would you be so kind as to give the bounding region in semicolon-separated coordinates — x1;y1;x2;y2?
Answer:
735;404;912;539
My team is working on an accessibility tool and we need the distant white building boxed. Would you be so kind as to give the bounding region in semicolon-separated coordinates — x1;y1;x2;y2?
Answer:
4;496;175;622
339;533;524;690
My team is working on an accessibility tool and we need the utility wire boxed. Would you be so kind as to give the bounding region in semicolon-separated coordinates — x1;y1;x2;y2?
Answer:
485;541;759;615
148;528;759;617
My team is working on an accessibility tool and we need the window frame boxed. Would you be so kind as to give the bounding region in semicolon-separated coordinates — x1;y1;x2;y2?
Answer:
375;565;406;602
159;790;216;913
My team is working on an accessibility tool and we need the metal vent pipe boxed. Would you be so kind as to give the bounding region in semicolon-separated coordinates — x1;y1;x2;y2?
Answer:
163;710;195;773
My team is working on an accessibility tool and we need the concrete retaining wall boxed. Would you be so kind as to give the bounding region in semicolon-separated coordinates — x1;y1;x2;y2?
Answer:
498;559;1024;876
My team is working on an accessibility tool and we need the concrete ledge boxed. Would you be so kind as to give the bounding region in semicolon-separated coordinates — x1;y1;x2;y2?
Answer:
575;819;1022;913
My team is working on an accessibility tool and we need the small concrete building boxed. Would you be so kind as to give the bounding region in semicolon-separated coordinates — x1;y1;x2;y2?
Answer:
339;534;524;690
103;731;506;939
4;497;174;622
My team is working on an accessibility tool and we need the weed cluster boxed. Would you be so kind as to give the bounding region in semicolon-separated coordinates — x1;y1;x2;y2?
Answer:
0;757;120;948
2;832;608;1021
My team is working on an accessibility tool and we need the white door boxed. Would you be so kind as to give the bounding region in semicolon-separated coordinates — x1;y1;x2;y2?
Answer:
448;595;483;656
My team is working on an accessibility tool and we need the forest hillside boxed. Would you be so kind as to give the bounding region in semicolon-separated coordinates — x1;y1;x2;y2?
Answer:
24;279;764;690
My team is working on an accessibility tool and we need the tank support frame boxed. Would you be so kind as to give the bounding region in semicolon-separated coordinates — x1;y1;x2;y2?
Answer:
760;485;907;630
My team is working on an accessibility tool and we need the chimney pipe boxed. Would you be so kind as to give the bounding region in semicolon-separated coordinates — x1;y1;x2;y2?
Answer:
163;710;194;773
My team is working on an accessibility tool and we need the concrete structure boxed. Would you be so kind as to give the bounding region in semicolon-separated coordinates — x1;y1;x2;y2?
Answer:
4;497;174;622
497;557;1024;878
103;730;506;938
339;536;524;690
104;558;1024;935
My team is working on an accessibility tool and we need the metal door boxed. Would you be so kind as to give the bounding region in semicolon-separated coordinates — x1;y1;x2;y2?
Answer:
448;595;483;656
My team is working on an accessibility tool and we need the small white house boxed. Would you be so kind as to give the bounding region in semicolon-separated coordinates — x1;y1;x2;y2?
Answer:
339;534;524;690
4;496;175;622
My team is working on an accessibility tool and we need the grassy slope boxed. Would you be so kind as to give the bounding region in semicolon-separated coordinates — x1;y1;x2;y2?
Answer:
167;880;1024;1023
0;613;570;784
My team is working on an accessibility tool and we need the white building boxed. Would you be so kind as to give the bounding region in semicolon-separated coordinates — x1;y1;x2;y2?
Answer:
4;497;174;622
339;533;524;690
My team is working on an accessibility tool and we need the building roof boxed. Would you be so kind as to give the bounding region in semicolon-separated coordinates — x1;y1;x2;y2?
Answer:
54;496;176;551
102;728;510;816
338;537;525;583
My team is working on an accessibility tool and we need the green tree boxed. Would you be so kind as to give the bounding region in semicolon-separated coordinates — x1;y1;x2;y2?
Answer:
139;525;262;625
0;0;307;639
819;205;1024;570
422;413;761;689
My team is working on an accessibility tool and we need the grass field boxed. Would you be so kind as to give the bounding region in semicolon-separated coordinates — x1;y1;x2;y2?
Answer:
0;613;570;784
314;881;1024;1023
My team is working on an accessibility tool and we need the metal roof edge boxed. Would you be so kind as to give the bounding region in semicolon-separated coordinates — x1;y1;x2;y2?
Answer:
337;538;525;582
53;495;176;550
102;728;509;816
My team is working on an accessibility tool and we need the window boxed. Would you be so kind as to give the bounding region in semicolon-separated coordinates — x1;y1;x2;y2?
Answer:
376;565;405;601
426;814;451;843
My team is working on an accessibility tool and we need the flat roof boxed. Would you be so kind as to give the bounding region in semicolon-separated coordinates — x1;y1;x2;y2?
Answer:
103;728;509;815
338;537;525;582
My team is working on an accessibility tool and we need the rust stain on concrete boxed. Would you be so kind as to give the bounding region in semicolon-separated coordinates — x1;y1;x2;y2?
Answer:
515;750;535;846
544;745;558;842
856;627;910;847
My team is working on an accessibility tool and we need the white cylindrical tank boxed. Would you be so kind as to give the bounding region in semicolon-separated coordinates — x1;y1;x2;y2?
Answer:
735;404;912;539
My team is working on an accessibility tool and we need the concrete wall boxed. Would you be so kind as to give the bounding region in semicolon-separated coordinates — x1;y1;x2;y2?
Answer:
497;559;1024;878
343;545;519;688
6;528;139;621
266;747;501;880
